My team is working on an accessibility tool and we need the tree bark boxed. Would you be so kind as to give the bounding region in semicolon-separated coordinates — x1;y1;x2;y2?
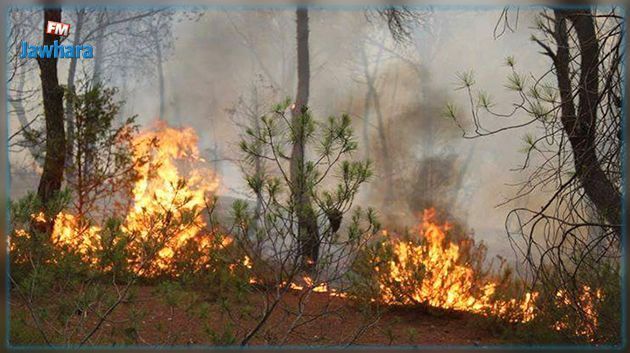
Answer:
553;9;621;226
36;8;66;210
290;7;320;268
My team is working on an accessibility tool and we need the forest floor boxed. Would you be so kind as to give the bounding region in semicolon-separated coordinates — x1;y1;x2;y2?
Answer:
10;285;509;346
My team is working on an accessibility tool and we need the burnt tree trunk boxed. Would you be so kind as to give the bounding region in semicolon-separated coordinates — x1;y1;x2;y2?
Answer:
290;7;320;268
36;8;66;212
553;9;621;226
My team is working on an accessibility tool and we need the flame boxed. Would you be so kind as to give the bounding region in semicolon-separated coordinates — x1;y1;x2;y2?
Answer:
12;122;222;276
376;209;537;322
122;121;220;275
7;124;605;341
243;256;253;269
375;208;606;340
378;209;501;311
31;212;46;223
284;275;347;298
553;285;602;341
51;213;102;264
289;282;304;291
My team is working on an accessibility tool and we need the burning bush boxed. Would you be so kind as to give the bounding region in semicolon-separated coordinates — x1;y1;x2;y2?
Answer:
374;209;501;312
520;262;619;344
9;84;227;280
349;208;615;343
8;83;248;345
118;122;223;277
351;209;540;321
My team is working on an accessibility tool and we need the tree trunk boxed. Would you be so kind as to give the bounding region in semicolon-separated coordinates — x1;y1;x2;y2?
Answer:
36;8;66;217
553;9;621;226
290;7;320;268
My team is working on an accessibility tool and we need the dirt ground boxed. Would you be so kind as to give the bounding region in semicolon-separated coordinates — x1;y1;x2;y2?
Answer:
10;285;506;346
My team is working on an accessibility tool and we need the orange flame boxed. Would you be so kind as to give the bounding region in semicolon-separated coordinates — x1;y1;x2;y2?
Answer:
377;209;537;322
15;122;222;276
553;285;602;341
8;126;605;341
51;213;102;264
376;208;605;340
121;121;220;275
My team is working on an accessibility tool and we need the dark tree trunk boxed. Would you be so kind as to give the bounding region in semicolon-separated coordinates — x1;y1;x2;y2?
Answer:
36;8;66;211
290;7;320;268
553;9;621;226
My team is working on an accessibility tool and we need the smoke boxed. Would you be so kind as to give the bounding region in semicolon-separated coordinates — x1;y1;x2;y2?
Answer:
9;7;556;262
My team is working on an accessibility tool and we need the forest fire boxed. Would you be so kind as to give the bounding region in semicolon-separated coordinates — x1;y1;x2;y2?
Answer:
10;139;604;340
121;121;220;275
14;122;222;276
51;213;102;265
553;285;603;341
374;209;606;339
373;209;540;323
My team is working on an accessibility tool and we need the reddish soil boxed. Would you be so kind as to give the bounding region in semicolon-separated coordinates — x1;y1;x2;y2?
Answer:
10;285;505;346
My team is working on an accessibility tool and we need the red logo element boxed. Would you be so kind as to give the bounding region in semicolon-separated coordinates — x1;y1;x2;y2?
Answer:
46;21;70;37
